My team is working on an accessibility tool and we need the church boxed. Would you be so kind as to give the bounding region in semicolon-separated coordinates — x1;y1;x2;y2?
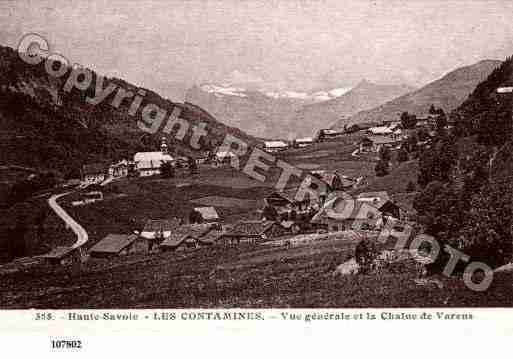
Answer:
133;137;174;177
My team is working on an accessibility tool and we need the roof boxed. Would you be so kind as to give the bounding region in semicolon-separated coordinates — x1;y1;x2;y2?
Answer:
40;246;76;260
82;163;107;176
368;126;394;135
295;137;313;143
142;218;181;233
311;198;382;223
159;224;212;248
224;220;276;237
198;229;224;245
194;206;219;221
356;191;391;208
365;135;401;145
264;140;288;148
90;234;138;254
215;150;237;158
320;129;341;135
134;152;174;162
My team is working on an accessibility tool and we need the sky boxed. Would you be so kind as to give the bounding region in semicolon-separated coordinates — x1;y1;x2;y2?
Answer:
2;0;513;100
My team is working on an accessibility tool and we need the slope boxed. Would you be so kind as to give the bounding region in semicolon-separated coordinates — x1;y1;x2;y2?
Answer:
333;60;501;129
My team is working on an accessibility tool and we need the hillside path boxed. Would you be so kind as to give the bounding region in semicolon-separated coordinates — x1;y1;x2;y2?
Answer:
48;192;89;249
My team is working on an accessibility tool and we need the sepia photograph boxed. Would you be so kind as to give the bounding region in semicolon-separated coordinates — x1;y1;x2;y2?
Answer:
0;0;512;315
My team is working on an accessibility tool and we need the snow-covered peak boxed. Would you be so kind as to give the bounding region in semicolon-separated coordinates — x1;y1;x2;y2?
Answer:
200;84;247;97
198;83;353;102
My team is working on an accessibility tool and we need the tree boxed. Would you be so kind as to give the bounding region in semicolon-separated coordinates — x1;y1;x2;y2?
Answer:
188;157;198;175
262;204;279;221
160;161;175;178
429;104;437;115
401;111;417;129
435;110;448;132
417;128;429;142
375;159;389;177
189;209;203;224
453;181;513;268
397;146;409;163
378;145;391;163
413;181;464;238
406;181;416;192
405;133;419;153
355;239;379;274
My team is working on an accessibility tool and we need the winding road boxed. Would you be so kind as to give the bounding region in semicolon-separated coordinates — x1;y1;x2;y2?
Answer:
48;191;89;249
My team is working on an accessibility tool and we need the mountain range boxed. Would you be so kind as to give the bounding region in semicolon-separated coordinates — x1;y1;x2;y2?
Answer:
186;80;414;138
332;59;502;129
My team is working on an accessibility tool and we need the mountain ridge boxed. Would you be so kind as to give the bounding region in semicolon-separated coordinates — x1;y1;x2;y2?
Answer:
332;59;502;129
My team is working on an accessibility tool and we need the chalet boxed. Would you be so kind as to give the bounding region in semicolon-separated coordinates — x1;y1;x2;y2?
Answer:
140;218;181;241
315;129;345;142
159;224;213;252
264;140;289;153
359;135;402;153
311;170;356;191
89;234;138;258
293;137;314;148
108;160;129;178
215;150;237;164
194;206;220;222
265;188;314;212
81;163;108;184
40;246;81;266
197;228;224;246
311;197;384;232
356;191;401;219
219;220;287;244
367;126;394;136
311;191;402;232
134;152;174;177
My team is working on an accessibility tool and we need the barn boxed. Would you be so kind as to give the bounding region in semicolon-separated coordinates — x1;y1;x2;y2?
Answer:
89;234;139;258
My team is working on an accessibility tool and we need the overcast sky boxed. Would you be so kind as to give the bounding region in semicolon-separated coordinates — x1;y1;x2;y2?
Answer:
2;0;513;100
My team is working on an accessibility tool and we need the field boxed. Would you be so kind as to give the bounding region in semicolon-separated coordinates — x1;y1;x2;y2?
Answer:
1;235;512;308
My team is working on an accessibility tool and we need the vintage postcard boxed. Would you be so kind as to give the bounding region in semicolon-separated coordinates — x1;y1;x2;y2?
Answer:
0;0;512;356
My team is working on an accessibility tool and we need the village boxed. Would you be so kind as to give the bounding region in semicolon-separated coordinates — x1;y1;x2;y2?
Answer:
21;110;446;272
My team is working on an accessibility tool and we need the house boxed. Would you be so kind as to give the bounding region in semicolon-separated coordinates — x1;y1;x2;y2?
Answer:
315;129;345;142
219;220;287;244
133;152;174;177
40;246;81;266
293;137;314;148
108;160;129;178
81;163;108;184
311;197;384;232
311;170;356;191
197;228;224;246
194;206;220;222
359;136;402;153
356;191;402;219
89;234;138;258
311;191;402;232
140;218;181;241
312;194;392;232
367;126;394;136
159;224;213;252
264;140;289;153
215;150;238;164
265;188;313;211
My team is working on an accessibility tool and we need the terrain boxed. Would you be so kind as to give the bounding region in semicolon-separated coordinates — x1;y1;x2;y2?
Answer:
0;45;258;178
332;60;501;129
186;80;413;138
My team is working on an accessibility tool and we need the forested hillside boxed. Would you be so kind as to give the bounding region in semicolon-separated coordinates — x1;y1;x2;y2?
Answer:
414;56;513;271
0;45;257;178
